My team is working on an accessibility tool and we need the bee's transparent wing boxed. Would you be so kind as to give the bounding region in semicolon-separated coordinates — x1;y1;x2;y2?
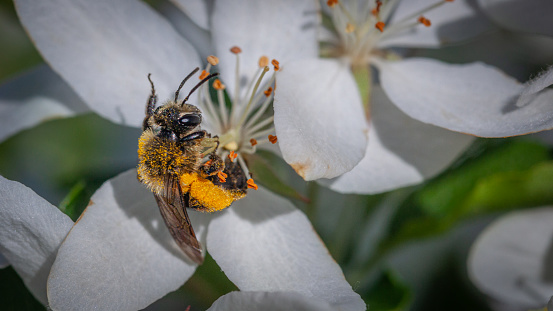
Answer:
153;184;203;264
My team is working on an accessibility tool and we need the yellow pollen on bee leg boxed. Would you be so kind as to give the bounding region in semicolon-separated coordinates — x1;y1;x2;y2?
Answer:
250;138;258;146
418;16;431;27
228;150;238;162
375;21;385;32
327;0;338;7
264;87;273;97
207;55;219;65
230;46;242;54
213;79;226;90
345;23;355;33
199;70;209;79
258;56;269;67
271;59;280;71
247;178;258;190
268;135;277;144
218;171;228;183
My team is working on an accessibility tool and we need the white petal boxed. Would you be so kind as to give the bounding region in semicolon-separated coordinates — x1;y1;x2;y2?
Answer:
274;58;368;180
207;291;335;311
15;0;201;128
468;207;553;309
378;0;495;48
0;252;9;268
47;170;209;311
206;187;365;311
212;0;318;97
170;0;212;30
478;0;553;37
325;86;474;194
376;57;553;137
0;175;73;305
0;65;89;142
517;66;553;107
159;1;214;62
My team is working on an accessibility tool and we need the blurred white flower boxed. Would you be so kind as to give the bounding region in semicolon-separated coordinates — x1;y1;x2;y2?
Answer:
266;0;553;193
468;207;553;311
0;0;365;310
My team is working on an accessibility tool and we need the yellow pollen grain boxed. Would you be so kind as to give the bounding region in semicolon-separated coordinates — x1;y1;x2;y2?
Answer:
207;55;219;65
345;23;355;33
247;178;258;190
258;56;269;67
213;79;225;90
230;46;242;54
268;134;277;144
199;70;209;80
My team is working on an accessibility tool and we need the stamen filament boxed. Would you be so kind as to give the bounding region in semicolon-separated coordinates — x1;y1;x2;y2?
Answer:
236;153;251;179
387;0;447;33
244;90;274;130
248;127;276;141
200;83;222;133
236;66;270;128
245;116;274;137
217;87;228;129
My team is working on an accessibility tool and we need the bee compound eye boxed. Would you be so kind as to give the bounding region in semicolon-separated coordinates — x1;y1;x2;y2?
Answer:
178;114;201;127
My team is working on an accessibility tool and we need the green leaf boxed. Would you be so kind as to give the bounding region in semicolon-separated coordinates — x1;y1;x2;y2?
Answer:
460;161;553;215
244;150;309;203
365;269;411;311
417;140;549;218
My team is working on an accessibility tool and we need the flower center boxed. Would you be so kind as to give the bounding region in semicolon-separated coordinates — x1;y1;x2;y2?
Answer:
325;0;455;65
196;48;279;189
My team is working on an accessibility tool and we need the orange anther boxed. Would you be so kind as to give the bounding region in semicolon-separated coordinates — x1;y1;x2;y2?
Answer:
247;178;258;190
207;55;219;66
250;138;258;146
213;79;225;90
327;0;338;7
268;135;277;144
218;171;228;183
418;16;431;27
230;46;242;54
371;1;382;16
345;23;355;33
271;59;280;71
228;150;238;162
199;70;209;80
375;21;385;32
259;56;269;67
264;87;273;97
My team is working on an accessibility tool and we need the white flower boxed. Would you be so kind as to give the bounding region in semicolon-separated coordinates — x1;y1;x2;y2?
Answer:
261;0;553;194
1;0;365;310
468;207;553;310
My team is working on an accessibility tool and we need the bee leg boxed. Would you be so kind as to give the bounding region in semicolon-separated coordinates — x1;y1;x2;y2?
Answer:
200;154;224;177
143;73;157;130
200;137;220;156
180;130;206;143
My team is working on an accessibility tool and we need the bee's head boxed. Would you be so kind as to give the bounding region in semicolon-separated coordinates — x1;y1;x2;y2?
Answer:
153;102;202;136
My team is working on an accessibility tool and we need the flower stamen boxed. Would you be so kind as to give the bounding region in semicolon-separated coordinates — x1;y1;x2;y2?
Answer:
375;21;385;32
268;135;278;144
250;138;257;146
418;16;431;27
228;150;238;162
199;70;209;80
247;178;258;190
217;171;228;183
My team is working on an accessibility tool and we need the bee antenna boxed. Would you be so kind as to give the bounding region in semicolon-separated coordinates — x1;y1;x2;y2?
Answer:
174;67;200;102
182;72;220;105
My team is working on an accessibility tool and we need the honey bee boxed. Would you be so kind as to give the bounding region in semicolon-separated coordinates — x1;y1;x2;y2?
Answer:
137;68;247;264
